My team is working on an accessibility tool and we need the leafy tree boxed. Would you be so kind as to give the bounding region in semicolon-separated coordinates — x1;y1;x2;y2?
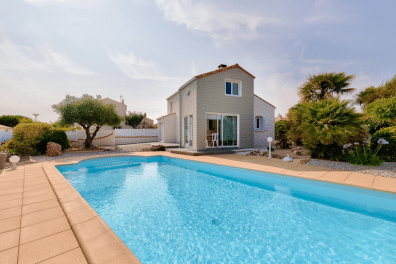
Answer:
364;97;396;131
275;120;290;149
299;98;366;159
298;72;355;102
0;115;33;127
371;126;396;161
286;104;305;145
356;75;396;108
125;111;144;129
52;95;121;148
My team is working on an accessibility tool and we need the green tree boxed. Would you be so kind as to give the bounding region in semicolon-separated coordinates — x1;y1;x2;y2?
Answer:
364;97;396;133
125;111;144;129
356;75;396;108
52;95;121;148
275;120;290;149
286;104;305;145
298;72;355;102
0;115;33;127
299;98;366;159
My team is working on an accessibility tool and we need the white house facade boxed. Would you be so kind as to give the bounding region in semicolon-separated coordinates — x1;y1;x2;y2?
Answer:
157;64;275;151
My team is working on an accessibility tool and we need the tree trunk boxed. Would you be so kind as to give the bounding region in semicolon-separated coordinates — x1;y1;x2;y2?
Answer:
84;125;101;149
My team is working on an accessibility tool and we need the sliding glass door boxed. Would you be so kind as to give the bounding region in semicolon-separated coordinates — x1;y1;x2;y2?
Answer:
206;114;238;148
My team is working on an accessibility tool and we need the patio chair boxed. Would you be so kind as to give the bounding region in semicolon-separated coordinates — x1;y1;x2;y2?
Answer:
211;133;218;147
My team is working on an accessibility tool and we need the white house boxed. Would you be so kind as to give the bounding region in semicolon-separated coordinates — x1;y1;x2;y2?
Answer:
157;64;275;150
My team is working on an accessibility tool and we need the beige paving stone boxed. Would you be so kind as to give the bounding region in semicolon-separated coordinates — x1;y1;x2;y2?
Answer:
372;176;396;193
18;230;79;264
73;216;110;242
0;246;18;264
319;171;353;183
296;169;332;179
38;248;88;264
57;191;82;203
0;188;23;197
25;174;45;179
0;199;22;211
66;205;97;225
104;251;141;264
62;197;89;213
0;216;21;234
0;176;24;183
21;206;64;227
0;180;23;191
22;199;59;215
53;187;75;196
0;229;20;252
51;182;72;190
0;192;23;203
0;206;21;221
23;188;54;198
24;183;51;192
24;178;49;187
23;192;56;205
84;231;129;264
20;216;70;245
343;172;375;188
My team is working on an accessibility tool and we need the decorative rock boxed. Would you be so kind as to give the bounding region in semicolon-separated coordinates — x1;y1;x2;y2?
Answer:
293;150;302;155
47;142;62;157
283;154;293;162
300;158;310;164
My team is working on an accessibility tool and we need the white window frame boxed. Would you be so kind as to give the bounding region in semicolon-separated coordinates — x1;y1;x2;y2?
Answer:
205;112;239;148
225;79;242;97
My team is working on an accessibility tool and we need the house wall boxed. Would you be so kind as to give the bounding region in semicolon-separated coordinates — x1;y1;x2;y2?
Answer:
100;98;127;117
167;93;180;143
157;113;177;143
179;80;197;148
253;95;275;149
196;68;254;150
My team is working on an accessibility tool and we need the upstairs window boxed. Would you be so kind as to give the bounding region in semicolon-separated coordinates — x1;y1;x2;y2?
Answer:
255;116;264;131
225;80;241;96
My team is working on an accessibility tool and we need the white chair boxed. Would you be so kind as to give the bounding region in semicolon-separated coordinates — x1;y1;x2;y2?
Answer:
211;133;218;147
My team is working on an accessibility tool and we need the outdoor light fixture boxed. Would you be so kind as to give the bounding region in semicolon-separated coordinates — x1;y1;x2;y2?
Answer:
9;155;20;170
267;137;273;159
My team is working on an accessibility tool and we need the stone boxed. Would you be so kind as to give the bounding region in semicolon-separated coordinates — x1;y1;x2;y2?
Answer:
283;154;293;162
300;158;310;164
47;142;62;157
293;150;302;155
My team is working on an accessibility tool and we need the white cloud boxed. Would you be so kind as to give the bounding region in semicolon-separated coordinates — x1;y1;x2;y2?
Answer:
108;52;184;82
0;37;96;75
156;0;280;44
23;0;91;4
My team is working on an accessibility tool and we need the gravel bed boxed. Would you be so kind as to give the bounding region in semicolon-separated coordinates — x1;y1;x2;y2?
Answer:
307;159;396;179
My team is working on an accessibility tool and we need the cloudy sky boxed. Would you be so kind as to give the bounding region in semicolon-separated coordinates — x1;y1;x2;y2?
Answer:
1;0;395;123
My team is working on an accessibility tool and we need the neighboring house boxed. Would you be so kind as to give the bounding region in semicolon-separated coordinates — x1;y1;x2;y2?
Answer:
157;64;275;150
100;97;128;129
137;114;155;129
0;125;13;132
275;113;286;122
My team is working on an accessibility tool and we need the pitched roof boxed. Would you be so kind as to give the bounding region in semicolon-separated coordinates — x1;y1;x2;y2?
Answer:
254;94;276;109
100;97;124;105
195;64;255;79
0;125;13;130
166;64;255;100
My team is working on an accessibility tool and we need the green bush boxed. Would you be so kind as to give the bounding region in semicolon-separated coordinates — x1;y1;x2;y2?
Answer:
371;127;396;161
0;115;33;127
0;123;70;156
346;144;383;166
275;120;290;149
365;97;396;131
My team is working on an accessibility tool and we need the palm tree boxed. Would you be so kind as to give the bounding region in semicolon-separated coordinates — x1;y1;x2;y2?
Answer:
298;72;355;102
356;75;396;108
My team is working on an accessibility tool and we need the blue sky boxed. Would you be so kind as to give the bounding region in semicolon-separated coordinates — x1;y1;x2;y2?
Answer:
1;0;395;123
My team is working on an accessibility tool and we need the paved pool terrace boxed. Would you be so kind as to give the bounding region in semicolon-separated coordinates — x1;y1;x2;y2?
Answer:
1;152;396;264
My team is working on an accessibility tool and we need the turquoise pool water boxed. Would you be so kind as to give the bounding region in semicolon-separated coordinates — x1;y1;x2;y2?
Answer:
57;156;396;263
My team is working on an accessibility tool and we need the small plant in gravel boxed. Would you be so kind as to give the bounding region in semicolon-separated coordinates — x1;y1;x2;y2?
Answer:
342;138;389;166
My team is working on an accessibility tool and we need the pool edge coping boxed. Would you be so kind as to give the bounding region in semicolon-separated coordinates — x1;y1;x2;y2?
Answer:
43;151;396;264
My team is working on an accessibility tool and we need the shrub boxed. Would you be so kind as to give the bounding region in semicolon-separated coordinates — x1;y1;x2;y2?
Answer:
346;144;383;166
275;120;290;149
0;115;33;127
0;123;70;156
371;127;396;161
299;98;366;160
365;97;396;131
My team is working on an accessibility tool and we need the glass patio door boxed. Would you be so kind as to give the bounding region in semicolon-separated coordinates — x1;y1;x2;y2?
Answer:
206;114;237;147
184;116;193;147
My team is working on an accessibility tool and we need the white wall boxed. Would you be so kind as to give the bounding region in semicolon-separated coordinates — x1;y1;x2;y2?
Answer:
66;130;115;147
167;93;180;143
157;113;177;143
253;95;275;148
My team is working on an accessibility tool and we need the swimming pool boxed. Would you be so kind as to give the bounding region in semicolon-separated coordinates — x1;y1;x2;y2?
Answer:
57;156;396;263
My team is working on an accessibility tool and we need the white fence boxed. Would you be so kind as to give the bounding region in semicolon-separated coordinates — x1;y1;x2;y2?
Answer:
0;131;13;143
115;128;158;145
